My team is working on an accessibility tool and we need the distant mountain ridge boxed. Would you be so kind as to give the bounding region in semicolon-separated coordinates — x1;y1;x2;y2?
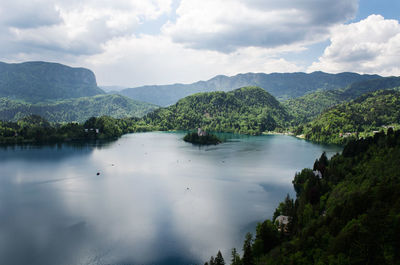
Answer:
0;61;104;102
119;72;380;106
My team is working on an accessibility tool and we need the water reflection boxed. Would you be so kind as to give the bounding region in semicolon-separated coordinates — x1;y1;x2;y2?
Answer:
0;132;341;265
0;139;118;162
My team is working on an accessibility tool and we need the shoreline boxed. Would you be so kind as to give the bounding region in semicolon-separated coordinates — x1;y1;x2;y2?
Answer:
263;131;294;136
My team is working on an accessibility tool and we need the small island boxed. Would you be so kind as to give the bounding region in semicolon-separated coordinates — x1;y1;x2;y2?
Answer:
183;128;221;145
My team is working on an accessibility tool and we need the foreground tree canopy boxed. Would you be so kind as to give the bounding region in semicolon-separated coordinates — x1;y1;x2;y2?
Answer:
205;129;400;264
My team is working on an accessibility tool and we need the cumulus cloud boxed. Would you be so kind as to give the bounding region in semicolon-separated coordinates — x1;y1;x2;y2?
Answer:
0;0;172;59
0;0;62;29
162;0;358;52
308;15;400;76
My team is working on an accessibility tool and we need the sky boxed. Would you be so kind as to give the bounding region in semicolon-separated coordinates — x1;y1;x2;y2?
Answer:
0;0;399;87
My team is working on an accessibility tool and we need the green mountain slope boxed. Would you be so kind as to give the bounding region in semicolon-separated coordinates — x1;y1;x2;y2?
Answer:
0;94;158;123
297;90;400;144
283;90;344;124
213;131;400;265
284;76;400;124
144;86;290;134
120;72;379;106
0;61;104;102
342;76;400;99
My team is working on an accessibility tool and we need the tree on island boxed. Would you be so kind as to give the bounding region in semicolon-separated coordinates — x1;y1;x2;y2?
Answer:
183;130;221;145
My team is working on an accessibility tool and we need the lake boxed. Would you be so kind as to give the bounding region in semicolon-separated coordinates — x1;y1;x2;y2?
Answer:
0;132;341;265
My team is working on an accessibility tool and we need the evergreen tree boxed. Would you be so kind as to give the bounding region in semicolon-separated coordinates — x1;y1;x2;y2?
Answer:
242;233;254;265
253;220;280;256
231;248;241;265
214;250;225;265
209;256;215;265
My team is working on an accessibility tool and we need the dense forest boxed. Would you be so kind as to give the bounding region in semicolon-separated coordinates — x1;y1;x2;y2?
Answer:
205;129;400;265
0;115;154;144
144;86;291;135
0;94;158;123
296;90;400;144
141;84;400;140
283;90;344;124
284;76;400;124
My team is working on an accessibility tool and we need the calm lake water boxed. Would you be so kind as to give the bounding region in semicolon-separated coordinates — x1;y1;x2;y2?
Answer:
0;132;341;265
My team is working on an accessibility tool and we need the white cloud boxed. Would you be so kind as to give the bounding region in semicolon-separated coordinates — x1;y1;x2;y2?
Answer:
84;35;302;86
0;0;172;58
0;0;62;29
5;0;384;87
308;15;400;76
163;0;358;52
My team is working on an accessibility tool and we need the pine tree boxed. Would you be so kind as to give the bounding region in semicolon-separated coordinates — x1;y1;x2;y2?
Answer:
242;233;254;265
231;248;241;265
214;250;225;265
209;256;215;265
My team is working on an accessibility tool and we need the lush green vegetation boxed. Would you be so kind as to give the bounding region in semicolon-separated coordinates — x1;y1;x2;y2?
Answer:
341;76;400;99
183;132;221;145
206;130;400;264
144;86;291;135
0;115;155;144
284;76;400;124
120;72;379;106
0;94;158;123
0;61;104;102
283;90;344;124
296;90;400;144
205;250;226;265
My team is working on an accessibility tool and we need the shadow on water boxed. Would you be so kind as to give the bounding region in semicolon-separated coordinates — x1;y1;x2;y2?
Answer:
0;138;118;162
0;138;118;150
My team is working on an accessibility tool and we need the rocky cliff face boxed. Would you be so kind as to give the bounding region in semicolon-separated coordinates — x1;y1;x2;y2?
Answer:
0;61;104;102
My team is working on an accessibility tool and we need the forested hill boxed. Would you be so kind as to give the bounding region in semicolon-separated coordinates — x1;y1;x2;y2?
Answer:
296;89;400;144
342;76;400;99
0;115;151;144
120;72;379;106
0;61;104;102
284;76;400;124
144;86;290;134
0;94;158;123
209;130;400;265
